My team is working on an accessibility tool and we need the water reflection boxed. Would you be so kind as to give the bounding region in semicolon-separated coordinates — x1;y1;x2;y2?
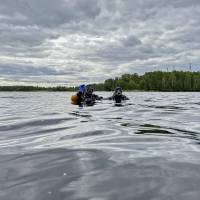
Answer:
114;103;124;107
0;92;200;200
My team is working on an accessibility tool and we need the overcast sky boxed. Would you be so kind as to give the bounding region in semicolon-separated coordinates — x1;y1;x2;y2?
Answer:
0;0;200;86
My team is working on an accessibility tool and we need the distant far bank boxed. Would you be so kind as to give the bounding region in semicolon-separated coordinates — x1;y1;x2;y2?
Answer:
0;71;200;92
0;85;76;92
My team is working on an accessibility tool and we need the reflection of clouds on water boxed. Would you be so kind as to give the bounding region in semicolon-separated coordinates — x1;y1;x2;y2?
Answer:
0;92;200;199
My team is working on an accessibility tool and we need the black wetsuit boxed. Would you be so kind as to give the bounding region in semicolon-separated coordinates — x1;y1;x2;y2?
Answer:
85;93;103;104
76;91;85;105
77;92;102;105
108;95;129;103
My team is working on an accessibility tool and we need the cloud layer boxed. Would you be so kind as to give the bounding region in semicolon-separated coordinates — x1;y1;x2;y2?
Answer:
0;0;200;85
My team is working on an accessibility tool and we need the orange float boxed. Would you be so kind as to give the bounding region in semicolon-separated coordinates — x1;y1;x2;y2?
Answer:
71;94;79;105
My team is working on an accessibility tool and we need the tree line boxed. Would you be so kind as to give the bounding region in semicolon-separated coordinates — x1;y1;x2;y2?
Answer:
93;71;200;91
0;71;200;92
0;85;76;92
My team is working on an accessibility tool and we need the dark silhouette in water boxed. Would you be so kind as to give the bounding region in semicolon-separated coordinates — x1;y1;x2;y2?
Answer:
107;87;129;103
84;85;103;104
72;84;103;106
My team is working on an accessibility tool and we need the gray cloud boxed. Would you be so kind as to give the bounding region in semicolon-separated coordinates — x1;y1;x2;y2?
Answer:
0;0;101;26
0;0;200;86
121;35;142;47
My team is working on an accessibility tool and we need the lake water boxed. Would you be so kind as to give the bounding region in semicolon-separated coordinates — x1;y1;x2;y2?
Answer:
0;92;200;200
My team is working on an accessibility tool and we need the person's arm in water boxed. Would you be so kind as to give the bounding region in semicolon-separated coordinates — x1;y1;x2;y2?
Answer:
93;94;103;100
105;95;128;101
103;96;114;100
122;95;129;100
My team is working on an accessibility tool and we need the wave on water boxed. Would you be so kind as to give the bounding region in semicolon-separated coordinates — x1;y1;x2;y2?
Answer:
0;92;200;200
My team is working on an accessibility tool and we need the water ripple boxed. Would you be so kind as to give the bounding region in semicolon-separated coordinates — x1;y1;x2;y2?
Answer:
0;92;200;200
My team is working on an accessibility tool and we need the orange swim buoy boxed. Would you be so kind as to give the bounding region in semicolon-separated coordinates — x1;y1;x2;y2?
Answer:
71;94;78;105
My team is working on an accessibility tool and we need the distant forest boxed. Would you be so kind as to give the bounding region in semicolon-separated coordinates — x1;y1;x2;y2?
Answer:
94;71;200;92
0;85;76;92
0;71;200;92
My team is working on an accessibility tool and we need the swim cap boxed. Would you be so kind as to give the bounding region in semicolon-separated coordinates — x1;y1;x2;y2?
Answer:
115;87;122;92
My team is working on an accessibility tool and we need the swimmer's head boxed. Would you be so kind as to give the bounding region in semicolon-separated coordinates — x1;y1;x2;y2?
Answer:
86;85;94;95
115;87;123;96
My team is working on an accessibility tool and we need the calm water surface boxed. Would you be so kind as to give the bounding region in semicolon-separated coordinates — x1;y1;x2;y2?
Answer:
0;92;200;200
